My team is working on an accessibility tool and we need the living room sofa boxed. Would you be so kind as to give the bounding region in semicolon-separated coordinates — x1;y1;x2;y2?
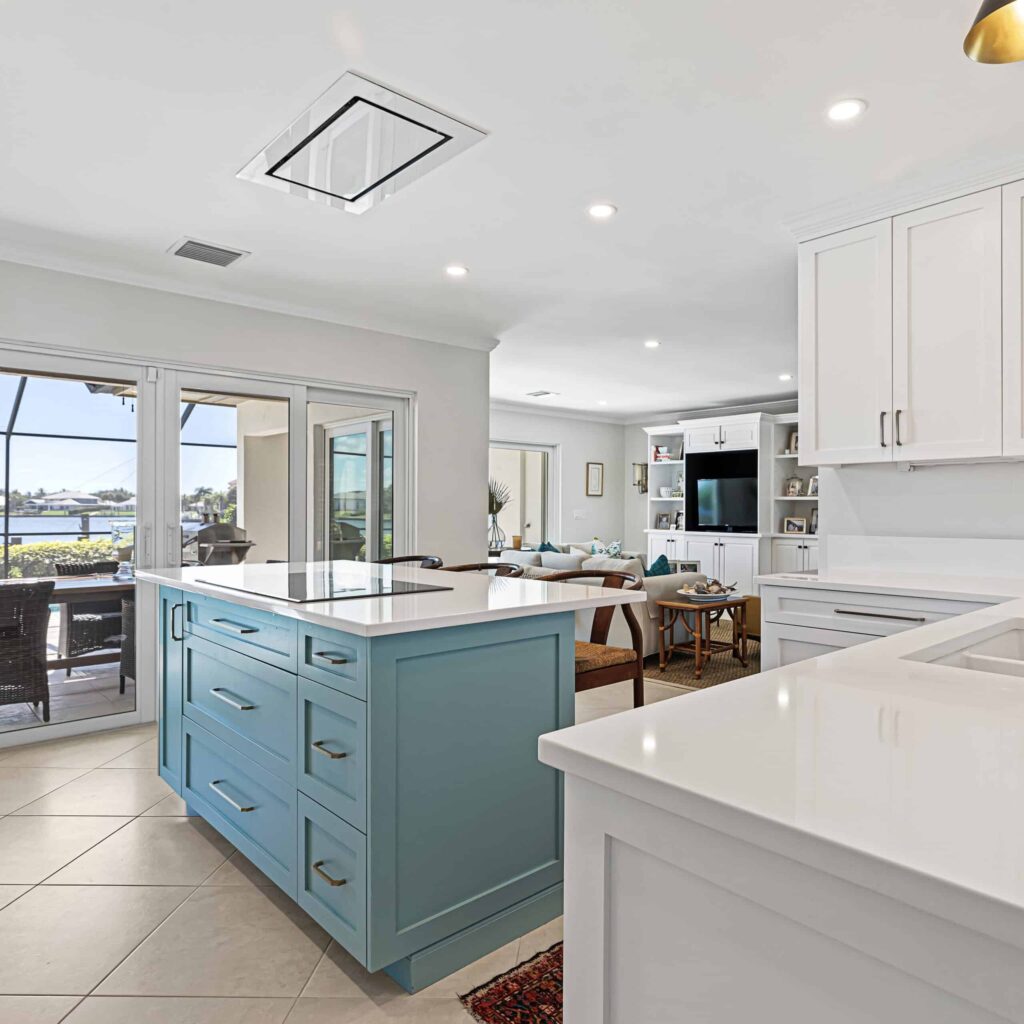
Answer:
499;547;706;660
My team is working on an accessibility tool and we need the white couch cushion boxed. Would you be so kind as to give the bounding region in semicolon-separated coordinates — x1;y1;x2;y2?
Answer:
498;549;542;567
581;556;645;579
539;551;587;571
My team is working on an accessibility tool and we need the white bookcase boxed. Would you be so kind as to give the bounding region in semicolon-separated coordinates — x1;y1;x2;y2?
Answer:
769;413;818;573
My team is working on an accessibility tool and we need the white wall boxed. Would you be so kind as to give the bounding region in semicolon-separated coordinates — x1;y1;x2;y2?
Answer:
0;260;491;563
490;406;626;545
821;462;1024;541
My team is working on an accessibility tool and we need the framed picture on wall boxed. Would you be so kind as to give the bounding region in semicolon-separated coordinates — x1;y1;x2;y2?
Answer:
586;462;604;496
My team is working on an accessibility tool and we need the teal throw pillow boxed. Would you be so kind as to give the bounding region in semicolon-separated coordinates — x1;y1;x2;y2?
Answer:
645;554;672;577
538;541;559;552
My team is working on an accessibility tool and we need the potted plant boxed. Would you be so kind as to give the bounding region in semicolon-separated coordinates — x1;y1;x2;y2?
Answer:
488;479;512;550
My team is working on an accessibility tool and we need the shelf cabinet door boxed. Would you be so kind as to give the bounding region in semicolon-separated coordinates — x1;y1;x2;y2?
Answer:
719;419;758;451
798;220;893;465
802;539;819;572
771;538;805;574
647;533;670;564
892;188;1002;461
684;425;721;453
684;536;719;578
1003;179;1024;455
718;537;757;597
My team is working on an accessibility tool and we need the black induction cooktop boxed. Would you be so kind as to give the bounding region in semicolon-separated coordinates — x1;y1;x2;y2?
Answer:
196;568;452;604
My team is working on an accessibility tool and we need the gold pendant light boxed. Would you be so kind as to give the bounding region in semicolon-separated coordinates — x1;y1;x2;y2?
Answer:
965;0;1024;63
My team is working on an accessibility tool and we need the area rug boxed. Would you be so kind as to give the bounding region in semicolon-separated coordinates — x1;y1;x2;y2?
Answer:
460;943;563;1023
643;619;761;691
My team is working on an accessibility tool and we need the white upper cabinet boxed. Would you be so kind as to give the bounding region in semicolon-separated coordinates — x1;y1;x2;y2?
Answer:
719;419;759;451
684;425;722;453
1003;180;1024;456
798;220;893;465
892;188;1002;462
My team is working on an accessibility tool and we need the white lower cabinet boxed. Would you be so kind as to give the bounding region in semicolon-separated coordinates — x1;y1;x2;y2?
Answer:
647;532;684;566
771;538;818;574
685;535;758;596
761;623;876;671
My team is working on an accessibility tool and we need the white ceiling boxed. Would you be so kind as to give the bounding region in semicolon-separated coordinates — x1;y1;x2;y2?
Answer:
1;0;1020;419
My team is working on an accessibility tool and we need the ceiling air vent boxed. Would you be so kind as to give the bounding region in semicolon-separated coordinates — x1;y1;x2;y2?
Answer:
526;390;559;398
169;238;250;268
237;71;486;216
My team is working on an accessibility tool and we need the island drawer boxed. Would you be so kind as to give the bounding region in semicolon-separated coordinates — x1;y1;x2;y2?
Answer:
182;720;296;896
297;793;367;966
185;593;297;671
298;678;366;832
298;623;367;700
761;586;992;637
183;635;296;782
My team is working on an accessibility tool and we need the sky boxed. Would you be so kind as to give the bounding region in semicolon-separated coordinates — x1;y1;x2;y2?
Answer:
0;373;238;497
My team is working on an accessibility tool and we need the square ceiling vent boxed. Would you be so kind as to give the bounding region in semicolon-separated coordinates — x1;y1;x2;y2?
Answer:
238;72;486;215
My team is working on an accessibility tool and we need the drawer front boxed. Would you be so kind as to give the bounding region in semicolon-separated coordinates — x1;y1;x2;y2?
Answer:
297;794;367;965
761;585;992;637
298;678;366;832
298;623;367;700
186;593;297;671
762;622;877;670
182;720;296;895
183;635;296;781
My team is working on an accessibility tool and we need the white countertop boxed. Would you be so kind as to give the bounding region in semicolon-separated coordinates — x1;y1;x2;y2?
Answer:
137;560;645;637
540;581;1024;922
755;567;1024;602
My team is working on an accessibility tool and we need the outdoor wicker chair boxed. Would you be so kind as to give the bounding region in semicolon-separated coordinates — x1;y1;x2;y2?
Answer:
118;596;135;695
55;560;122;676
0;580;55;722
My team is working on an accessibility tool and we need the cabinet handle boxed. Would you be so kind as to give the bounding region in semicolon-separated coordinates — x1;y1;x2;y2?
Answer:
879;411;887;448
833;608;926;623
311;650;349;666
208;779;255;813
312;860;347;887
210;688;256;711
311;740;349;760
210;618;259;635
894;409;903;447
170;602;183;642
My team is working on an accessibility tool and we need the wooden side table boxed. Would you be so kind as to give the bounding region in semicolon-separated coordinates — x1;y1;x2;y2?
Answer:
655;596;750;681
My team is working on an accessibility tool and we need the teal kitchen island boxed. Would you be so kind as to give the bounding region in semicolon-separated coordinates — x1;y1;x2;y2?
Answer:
137;560;644;992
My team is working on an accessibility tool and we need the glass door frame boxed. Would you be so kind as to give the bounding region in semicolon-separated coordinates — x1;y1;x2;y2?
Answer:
488;438;558;546
0;342;155;747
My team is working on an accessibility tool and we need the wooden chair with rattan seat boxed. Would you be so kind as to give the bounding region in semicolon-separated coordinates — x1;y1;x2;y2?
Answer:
442;562;524;577
539;569;645;708
374;555;444;569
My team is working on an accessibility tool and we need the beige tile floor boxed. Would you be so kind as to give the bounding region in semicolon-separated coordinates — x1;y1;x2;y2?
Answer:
0;678;689;1023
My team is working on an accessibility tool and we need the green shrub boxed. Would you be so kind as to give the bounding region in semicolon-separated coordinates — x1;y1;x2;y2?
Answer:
3;538;117;578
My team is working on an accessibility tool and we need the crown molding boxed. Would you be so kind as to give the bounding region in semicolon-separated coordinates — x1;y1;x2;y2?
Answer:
622;395;798;427
489;399;628;426
784;156;1024;242
0;246;499;353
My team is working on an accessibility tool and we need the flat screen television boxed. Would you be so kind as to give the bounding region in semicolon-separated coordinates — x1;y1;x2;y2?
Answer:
684;450;758;532
696;478;757;531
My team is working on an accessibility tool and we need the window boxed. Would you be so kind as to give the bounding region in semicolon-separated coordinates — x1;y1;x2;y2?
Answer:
488;445;550;547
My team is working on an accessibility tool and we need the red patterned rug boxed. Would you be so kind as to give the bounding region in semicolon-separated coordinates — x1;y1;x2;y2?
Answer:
460;943;563;1023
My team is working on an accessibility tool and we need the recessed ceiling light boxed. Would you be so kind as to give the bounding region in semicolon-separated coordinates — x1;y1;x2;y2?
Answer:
644;339;660;349
827;98;867;123
588;203;617;220
778;373;793;382
445;264;469;278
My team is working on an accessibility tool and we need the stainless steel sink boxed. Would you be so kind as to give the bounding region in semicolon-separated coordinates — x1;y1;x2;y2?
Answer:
903;619;1024;678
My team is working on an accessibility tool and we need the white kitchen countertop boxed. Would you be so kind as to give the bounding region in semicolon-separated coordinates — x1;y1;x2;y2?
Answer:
137;560;645;637
756;567;1024;602
540;576;1024;929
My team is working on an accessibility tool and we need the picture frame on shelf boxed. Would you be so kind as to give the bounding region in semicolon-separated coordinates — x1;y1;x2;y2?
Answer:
784;476;803;497
807;474;819;496
654;512;670;530
673;510;685;530
677;561;700;573
783;515;807;534
789;431;799;454
810;508;819;534
586;461;604;496
652;445;671;462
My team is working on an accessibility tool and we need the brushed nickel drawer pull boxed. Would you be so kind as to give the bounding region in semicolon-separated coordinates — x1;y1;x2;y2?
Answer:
311;740;349;760
312;860;347;887
210;618;258;635
894;409;903;447
879;410;887;448
834;608;927;623
210;688;256;711
208;779;255;813
171;602;184;641
312;650;349;666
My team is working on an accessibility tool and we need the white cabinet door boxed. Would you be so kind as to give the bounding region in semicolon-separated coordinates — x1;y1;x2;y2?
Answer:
719;536;757;596
684;536;718;578
664;534;684;565
719;419;758;451
892;188;1002;462
684;425;721;453
798;220;893;465
648;533;670;564
762;623;877;671
1003;179;1024;455
771;538;804;574
802;539;819;572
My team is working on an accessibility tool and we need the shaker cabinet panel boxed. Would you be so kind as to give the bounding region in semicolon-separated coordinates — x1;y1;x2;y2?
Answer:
798;220;893;465
892;188;1002;461
1003;180;1024;455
